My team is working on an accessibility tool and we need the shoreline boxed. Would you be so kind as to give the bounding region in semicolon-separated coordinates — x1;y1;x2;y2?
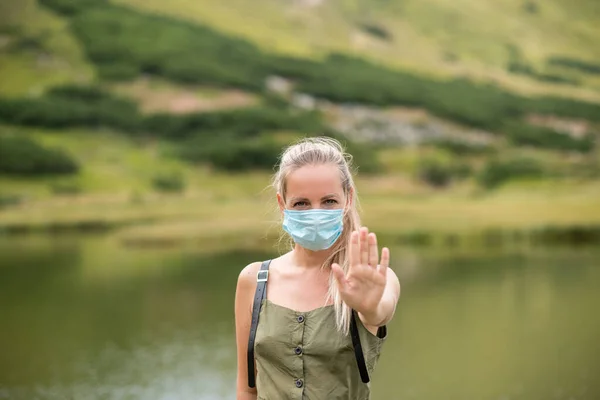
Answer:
2;216;599;248
2;178;600;248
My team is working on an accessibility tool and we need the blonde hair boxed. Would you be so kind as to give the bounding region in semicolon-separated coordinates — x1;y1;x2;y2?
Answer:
272;136;361;334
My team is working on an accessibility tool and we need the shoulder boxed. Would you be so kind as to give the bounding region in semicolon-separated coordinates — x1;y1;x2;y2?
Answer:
235;261;264;316
237;261;263;291
237;254;290;289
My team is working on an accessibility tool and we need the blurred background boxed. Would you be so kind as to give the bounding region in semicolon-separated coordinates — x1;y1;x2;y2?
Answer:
0;0;599;399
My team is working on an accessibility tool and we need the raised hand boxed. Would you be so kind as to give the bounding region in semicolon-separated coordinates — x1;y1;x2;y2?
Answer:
331;227;390;321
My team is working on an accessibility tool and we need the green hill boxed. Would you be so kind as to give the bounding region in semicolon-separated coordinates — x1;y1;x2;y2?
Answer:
113;0;600;98
2;0;600;98
0;0;599;243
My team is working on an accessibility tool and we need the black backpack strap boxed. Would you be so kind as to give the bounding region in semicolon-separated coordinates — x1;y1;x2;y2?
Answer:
350;310;370;383
247;260;271;388
350;310;388;384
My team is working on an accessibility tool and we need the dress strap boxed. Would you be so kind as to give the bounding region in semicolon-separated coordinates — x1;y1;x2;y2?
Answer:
247;260;271;388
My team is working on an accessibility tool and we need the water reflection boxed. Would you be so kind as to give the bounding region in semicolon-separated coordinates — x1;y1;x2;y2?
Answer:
2;334;235;400
0;236;599;400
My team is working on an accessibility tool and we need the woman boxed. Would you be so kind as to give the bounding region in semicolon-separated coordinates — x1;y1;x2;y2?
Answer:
235;137;401;399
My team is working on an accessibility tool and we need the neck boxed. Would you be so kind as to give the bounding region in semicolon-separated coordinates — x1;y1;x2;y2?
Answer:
291;244;334;269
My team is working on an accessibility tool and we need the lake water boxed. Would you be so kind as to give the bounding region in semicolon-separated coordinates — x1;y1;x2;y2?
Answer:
0;235;599;400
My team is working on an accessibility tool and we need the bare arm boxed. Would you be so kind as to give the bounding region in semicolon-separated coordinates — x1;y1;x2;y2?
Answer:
235;262;261;400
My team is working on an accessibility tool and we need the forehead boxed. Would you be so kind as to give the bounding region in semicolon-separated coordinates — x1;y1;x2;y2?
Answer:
285;164;343;198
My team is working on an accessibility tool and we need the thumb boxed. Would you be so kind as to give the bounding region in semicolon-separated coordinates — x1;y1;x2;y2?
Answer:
331;263;348;293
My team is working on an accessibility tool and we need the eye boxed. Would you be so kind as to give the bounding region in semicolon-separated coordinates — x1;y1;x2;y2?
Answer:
293;201;308;207
324;199;338;205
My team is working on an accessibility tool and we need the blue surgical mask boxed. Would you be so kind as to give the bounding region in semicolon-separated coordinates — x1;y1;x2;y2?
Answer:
282;208;344;251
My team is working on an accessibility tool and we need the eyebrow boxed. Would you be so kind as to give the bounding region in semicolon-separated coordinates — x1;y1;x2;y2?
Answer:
290;194;340;202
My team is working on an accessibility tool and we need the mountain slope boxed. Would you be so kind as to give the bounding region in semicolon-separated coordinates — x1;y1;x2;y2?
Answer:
1;0;599;100
113;0;600;99
0;0;94;96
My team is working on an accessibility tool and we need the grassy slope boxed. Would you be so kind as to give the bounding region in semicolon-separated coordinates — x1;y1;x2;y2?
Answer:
0;127;191;197
114;0;600;101
2;0;599;100
1;128;600;246
112;0;600;64
2;0;599;99
0;0;94;96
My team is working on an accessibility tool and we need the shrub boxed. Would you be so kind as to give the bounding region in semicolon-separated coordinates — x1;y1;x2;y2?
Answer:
508;60;535;75
97;63;140;81
323;130;382;174
426;79;522;130
526;96;600;122
38;0;103;16
295;54;430;108
531;225;600;245
47;85;114;102
178;130;382;173
0;193;23;208
523;1;539;14
7;35;46;53
296;55;522;130
49;181;83;195
478;157;544;189
151;171;186;193
145;107;324;139
452;162;473;179
0;136;79;175
546;57;600;75
358;22;392;41
268;56;323;81
417;159;453;187
416;158;472;187
178;136;281;171
533;73;578;85
0;86;324;142
0;85;141;131
432;138;494;155
507;57;577;85
503;121;594;153
68;5;266;90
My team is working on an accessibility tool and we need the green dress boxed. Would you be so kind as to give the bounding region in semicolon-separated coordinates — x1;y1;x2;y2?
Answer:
254;298;387;399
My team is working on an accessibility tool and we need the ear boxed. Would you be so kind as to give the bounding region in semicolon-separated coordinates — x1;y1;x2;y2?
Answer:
276;192;285;213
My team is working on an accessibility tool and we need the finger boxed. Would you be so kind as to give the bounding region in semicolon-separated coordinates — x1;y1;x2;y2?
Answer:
377;264;388;278
349;231;360;267
368;233;379;268
379;247;390;276
360;227;369;266
331;263;348;292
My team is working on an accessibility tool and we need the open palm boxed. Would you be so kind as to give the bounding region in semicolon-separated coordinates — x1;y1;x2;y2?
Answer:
332;227;389;316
